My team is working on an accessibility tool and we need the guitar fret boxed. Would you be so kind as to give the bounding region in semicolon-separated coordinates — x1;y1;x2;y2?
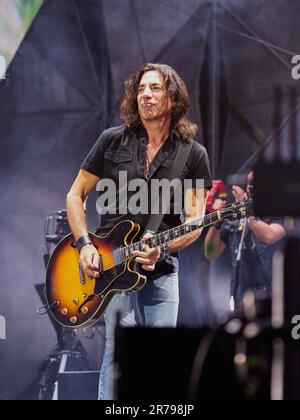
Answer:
210;213;217;223
156;236;162;246
151;238;157;247
124;247;130;260
185;224;191;233
191;223;198;232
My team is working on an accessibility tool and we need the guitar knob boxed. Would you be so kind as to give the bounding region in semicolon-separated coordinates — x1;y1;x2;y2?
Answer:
70;317;77;324
81;307;89;314
61;308;68;316
72;298;79;305
82;293;87;299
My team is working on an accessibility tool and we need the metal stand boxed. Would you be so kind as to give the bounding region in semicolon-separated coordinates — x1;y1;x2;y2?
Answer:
36;210;91;400
37;329;91;401
231;218;248;311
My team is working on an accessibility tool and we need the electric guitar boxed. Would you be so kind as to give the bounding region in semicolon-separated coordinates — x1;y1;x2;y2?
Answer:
45;200;252;328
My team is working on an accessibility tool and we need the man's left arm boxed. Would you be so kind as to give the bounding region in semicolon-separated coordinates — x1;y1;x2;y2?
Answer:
167;188;209;254
133;188;208;271
248;217;286;245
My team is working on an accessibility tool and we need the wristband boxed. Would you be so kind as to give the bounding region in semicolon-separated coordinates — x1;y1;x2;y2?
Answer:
76;235;92;252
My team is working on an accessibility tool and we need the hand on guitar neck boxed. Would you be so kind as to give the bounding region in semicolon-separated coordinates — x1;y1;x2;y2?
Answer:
132;232;161;272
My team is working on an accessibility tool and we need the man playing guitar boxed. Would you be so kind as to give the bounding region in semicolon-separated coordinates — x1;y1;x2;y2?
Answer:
66;63;212;399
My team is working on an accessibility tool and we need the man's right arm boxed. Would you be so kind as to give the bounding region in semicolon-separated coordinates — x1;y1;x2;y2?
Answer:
66;169;101;277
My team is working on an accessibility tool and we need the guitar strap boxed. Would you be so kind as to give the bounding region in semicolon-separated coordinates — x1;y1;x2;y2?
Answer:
143;139;193;236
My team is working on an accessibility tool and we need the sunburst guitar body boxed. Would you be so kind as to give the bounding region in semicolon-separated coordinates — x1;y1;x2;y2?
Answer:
46;220;146;328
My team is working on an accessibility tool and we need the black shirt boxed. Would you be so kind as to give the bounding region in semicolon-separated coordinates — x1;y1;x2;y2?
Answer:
81;124;212;277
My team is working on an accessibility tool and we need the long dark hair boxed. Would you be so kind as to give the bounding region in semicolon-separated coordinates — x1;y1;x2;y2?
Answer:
120;63;198;140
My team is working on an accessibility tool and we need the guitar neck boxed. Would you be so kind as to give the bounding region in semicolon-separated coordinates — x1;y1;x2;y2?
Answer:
123;209;225;260
108;200;251;267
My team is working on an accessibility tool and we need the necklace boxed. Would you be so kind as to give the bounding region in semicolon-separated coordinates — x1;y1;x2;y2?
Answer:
144;142;164;179
145;154;152;178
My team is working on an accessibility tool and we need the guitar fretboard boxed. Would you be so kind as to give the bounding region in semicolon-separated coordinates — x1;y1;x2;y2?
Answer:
123;210;222;259
110;201;251;267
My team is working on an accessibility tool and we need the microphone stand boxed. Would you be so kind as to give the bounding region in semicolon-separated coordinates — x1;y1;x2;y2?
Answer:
231;217;248;311
231;187;254;311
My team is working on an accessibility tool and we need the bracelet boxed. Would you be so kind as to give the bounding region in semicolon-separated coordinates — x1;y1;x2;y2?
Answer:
158;243;169;262
76;234;92;252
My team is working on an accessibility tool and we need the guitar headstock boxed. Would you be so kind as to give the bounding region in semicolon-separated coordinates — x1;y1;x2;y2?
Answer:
220;200;253;222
